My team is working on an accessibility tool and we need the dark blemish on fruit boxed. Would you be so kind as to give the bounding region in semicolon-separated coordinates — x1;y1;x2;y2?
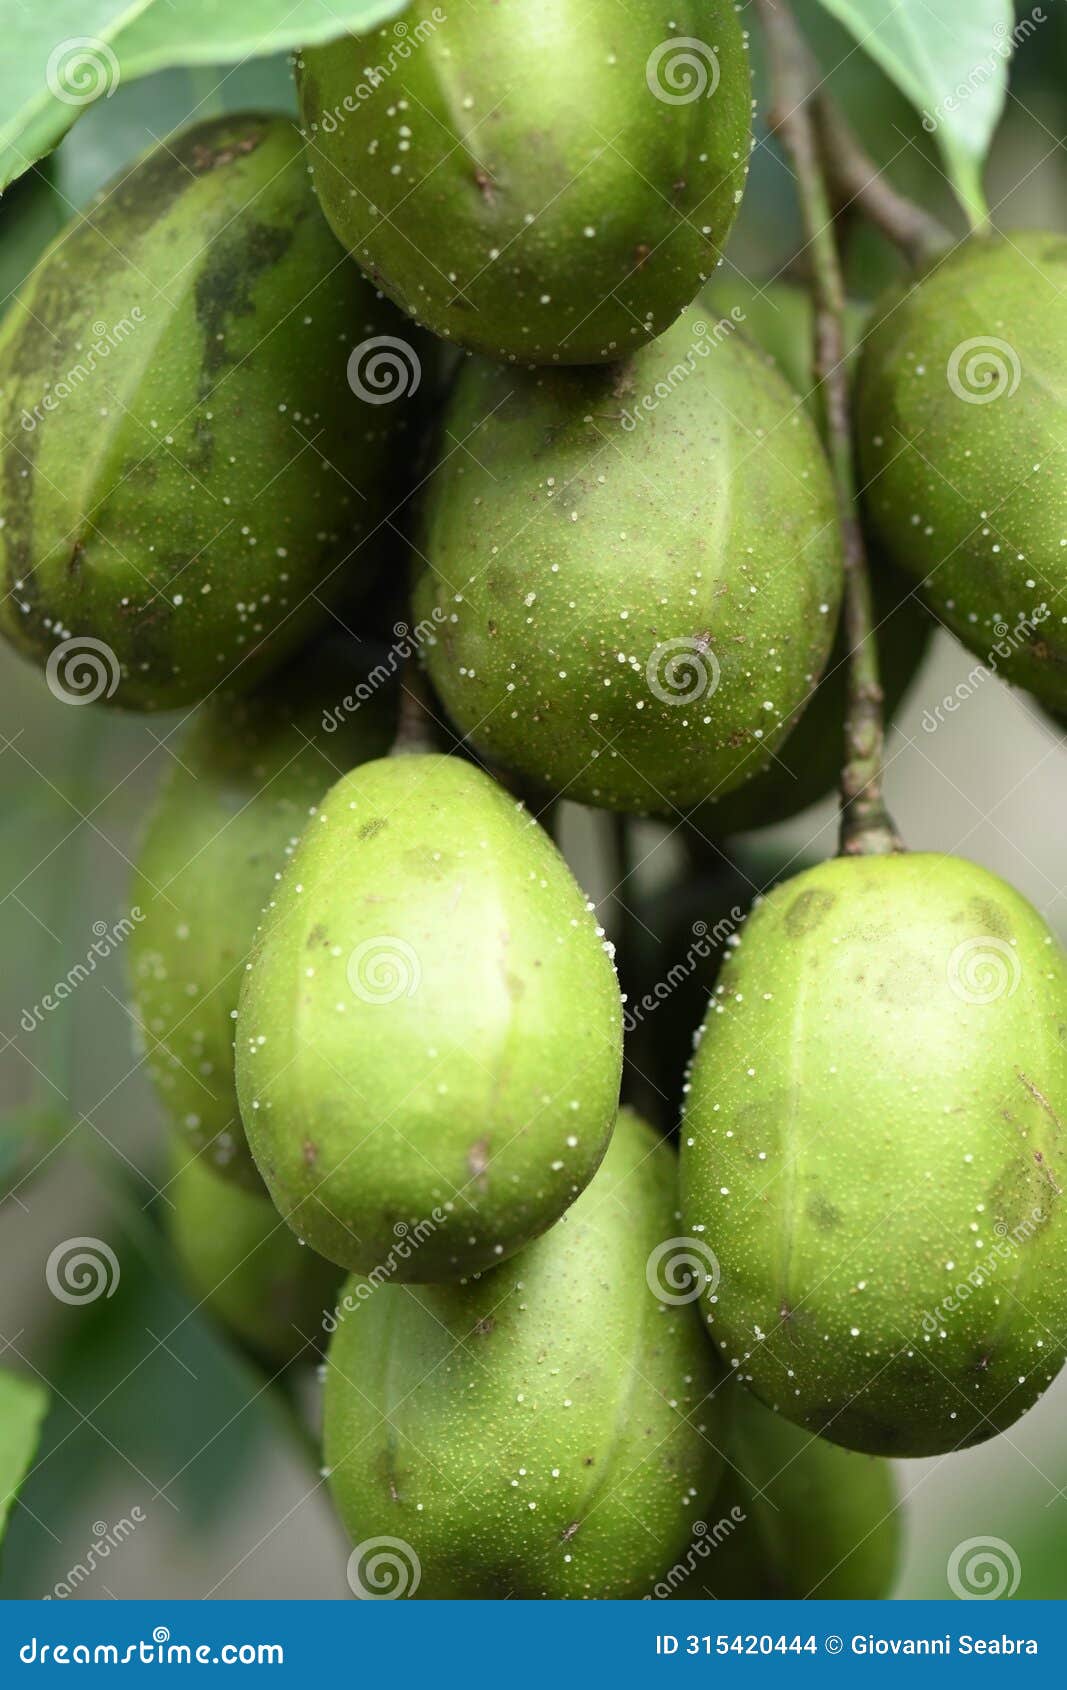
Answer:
473;1316;496;1336
467;1136;491;1187
785;887;836;938
302;1139;318;1168
560;1521;581;1542
359;817;387;841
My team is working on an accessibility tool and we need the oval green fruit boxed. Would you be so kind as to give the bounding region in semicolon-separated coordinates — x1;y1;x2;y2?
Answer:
413;309;844;815
323;1109;722;1598
236;754;623;1278
129;643;395;1190
668;1387;899;1598
0;114;416;710
856;233;1067;712
681;852;1067;1457
168;1144;343;1367
694;560;933;835
297;2;751;365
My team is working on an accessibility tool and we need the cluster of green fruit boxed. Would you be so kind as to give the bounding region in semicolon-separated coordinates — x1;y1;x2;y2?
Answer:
2;0;1066;1601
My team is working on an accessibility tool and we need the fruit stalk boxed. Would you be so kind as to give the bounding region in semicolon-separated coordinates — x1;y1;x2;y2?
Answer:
757;0;902;857
813;98;951;268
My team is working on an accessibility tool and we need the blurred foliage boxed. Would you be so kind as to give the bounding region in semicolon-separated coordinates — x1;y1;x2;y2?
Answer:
0;1368;49;1548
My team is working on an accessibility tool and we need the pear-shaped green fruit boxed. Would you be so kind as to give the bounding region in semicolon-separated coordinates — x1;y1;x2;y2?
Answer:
297;2;751;365
129;643;395;1189
0;114;417;710
667;1386;899;1598
681;852;1067;1457
323;1109;722;1598
856;233;1067;712
168;1144;343;1366
413;309;844;815
236;754;623;1278
694;560;933;835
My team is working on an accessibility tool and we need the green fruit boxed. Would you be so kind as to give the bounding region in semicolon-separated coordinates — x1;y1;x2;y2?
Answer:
693;560;933;835
168;1143;343;1366
0;114;414;710
323;1109;722;1598
856;233;1067;712
668;1387;899;1598
413;309;844;815
297;1;751;364
702;277;868;417
681;852;1067;1457
236;754;623;1278
129;642;395;1189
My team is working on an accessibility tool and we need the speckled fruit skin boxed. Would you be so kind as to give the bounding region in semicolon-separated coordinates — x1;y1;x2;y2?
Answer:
856;233;1067;712
413;310;844;815
0;114;413;710
129;645;395;1190
168;1145;343;1366
323;1109;722;1598
297;2;750;366
670;1385;899;1598
694;559;933;835
680;852;1067;1458
236;754;623;1279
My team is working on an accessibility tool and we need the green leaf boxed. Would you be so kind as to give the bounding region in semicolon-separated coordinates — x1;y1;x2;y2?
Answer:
0;1370;49;1546
814;0;1015;226
0;0;408;193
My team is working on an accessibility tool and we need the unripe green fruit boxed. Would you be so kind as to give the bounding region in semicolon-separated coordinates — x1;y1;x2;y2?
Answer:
236;754;623;1279
297;2;751;365
413;311;844;815
0;114;413;710
856;233;1067;712
694;560;933;835
669;1387;899;1598
323;1109;722;1599
129;644;395;1189
681;852;1067;1458
168;1145;343;1366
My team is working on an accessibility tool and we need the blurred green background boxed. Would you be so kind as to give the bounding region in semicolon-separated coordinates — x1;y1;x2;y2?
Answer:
1;2;1066;1599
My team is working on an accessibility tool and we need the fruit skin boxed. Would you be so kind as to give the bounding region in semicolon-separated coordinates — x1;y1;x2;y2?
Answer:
168;1144;343;1367
856;233;1067;712
323;1109;722;1599
236;754;623;1279
0;114;414;710
296;1;751;365
680;852;1067;1458
667;1386;899;1598
413;309;844;816
129;643;395;1190
693;559;933;835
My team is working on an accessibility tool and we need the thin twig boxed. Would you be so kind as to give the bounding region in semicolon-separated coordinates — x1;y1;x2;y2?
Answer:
756;0;902;857
815;97;951;268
